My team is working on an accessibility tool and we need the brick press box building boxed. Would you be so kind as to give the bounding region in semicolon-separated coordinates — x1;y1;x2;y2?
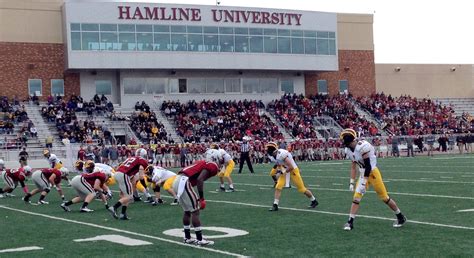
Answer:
0;0;376;106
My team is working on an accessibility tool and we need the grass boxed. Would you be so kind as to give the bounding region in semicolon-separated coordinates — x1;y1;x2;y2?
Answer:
1;154;474;257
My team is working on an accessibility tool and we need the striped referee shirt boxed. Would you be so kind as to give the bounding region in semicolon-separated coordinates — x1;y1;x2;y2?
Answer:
241;142;250;153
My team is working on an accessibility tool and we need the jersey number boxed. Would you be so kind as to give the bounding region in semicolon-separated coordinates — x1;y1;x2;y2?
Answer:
123;158;136;167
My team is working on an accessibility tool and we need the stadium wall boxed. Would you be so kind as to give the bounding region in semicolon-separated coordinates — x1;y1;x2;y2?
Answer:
376;64;474;98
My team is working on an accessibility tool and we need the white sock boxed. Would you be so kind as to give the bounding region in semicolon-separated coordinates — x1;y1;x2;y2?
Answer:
274;199;279;205
349;214;356;219
220;184;225;188
394;209;401;215
229;184;234;189
310;196;316;201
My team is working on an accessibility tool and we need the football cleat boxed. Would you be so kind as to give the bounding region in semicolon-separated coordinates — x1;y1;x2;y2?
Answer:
268;204;279;211
144;197;154;203
0;194;4;199
22;196;31;203
108;207;118;219
60;203;71;212
133;196;142;202
80;207;94;213
225;188;235;193
309;199;319;208
5;193;15;197
343;222;354;231
393;214;407;228
183;238;197;245
171;199;179;206
38;200;49;205
195;239;214;246
119;214;130;220
217;186;226;192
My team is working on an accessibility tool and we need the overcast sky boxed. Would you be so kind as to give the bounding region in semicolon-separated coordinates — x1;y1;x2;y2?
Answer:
120;0;474;64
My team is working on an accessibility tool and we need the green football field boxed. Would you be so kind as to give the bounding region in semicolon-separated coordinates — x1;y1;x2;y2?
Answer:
1;155;474;257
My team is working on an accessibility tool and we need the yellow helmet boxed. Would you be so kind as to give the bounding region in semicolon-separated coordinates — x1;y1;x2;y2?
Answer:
340;128;357;146
75;160;84;171
145;165;154;176
84;160;95;173
43;149;50;157
265;142;278;155
210;143;219;149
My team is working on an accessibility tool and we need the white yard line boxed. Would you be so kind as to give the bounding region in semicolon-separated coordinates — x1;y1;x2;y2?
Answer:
222;182;474;200
0;205;246;258
456;208;474;213
200;199;474;231
0;246;43;253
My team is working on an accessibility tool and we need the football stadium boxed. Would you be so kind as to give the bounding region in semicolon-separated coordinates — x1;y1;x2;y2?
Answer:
0;0;474;257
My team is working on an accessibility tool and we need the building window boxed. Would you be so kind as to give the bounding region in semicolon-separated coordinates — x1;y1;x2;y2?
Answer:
281;79;294;94
187;78;205;94
317;80;328;95
71;23;336;56
95;80;112;95
123;78;145;94
225;78;240;93
146;78;167;94
339;80;349;94
260;78;279;93
51;79;64;96
206;78;224;93
28;79;42;96
242;78;259;93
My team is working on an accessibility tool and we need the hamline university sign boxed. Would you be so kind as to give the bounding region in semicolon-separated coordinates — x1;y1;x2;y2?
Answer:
117;6;304;26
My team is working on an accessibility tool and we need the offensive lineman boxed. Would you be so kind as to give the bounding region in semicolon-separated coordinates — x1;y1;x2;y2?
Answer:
265;142;319;211
340;128;406;230
144;165;179;205
209;144;236;193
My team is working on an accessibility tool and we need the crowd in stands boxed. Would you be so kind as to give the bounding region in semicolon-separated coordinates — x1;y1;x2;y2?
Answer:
41;94;114;144
268;94;379;139
130;101;169;144
161;99;284;143
356;93;463;135
0;96;37;149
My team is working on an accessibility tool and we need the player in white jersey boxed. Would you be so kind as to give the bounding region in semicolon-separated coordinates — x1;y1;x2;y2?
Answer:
265;142;319;211
145;165;178;205
340;129;406;231
209;144;236;193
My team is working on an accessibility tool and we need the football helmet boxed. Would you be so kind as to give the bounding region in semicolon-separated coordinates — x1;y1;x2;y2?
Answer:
84;160;95;173
23;166;32;176
145;165;154;176
0;159;4;169
75;160;84;171
60;167;69;177
265;142;278;156
340;128;357;147
209;143;219;150
135;148;147;158
43;149;50;158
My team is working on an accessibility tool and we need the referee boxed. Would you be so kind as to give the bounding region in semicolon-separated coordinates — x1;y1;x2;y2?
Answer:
238;136;255;174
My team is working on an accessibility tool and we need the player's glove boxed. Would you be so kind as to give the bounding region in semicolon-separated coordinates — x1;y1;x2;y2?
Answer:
356;177;367;195
199;198;207;210
349;179;355;192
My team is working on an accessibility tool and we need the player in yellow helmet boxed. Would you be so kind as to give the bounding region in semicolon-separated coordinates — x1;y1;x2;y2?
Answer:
266;142;318;211
340;128;406;231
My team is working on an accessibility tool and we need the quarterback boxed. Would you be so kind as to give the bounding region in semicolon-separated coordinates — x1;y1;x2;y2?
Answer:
265;142;318;211
340;129;406;230
209;144;236;193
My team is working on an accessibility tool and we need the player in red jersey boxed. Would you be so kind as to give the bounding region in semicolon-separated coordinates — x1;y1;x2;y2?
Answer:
108;148;148;220
61;166;112;213
0;165;32;198
23;167;69;204
173;151;220;246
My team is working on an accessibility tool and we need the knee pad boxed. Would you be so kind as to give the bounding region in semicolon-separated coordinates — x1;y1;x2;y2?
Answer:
44;188;51;193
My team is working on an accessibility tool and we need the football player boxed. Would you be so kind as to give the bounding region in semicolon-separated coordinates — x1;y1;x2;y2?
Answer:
108;148;148;220
172;153;220;246
265;142;318;211
144;165;178;205
23;167;69;204
209;144;236;193
0;165;32;198
43;149;63;169
61;167;112;213
340;128;406;231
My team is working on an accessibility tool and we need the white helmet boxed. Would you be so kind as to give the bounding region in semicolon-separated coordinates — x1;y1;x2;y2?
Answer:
49;154;58;162
23;166;32;173
135;148;147;158
0;159;4;166
59;167;69;177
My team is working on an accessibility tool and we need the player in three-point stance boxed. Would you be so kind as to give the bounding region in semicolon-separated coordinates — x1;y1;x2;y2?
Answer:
340;128;407;231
